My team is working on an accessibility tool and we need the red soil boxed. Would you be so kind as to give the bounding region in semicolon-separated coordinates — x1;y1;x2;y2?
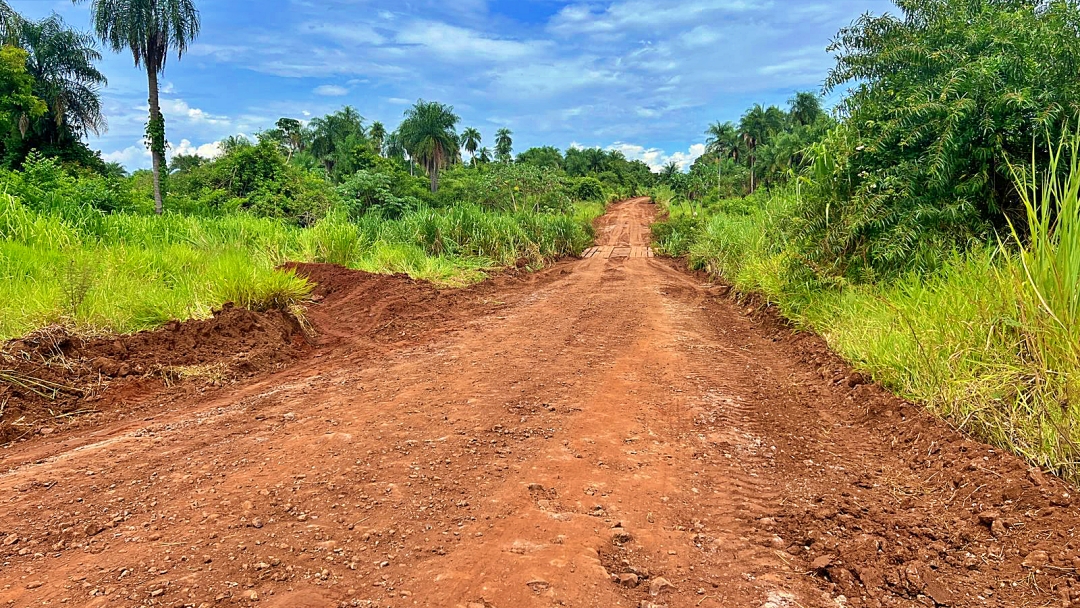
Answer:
1;198;1078;608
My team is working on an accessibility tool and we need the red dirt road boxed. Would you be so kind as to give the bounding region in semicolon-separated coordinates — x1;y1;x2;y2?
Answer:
3;198;1080;608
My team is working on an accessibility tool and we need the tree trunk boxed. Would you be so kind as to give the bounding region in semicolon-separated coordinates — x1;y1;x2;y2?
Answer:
147;67;166;215
429;161;439;193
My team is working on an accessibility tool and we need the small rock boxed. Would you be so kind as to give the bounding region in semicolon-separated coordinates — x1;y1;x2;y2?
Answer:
811;555;836;571
84;523;105;538
149;589;164;597
3;533;18;546
527;483;545;491
26;581;43;590
613;573;639;588
252;518;264;529
246;590;259;601
39;427;55;436
991;519;1007;538
977;511;1000;526
283;412;297;422
526;579;550;593
1023;550;1049;569
649;577;675;596
640;602;668;608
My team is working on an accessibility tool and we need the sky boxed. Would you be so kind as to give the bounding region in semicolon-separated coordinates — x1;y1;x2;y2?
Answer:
11;0;895;172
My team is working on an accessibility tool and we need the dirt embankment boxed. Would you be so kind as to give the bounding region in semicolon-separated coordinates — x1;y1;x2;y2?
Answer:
1;199;1080;608
0;263;551;444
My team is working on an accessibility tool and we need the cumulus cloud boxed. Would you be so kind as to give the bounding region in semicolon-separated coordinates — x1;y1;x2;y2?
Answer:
608;142;708;172
171;139;224;159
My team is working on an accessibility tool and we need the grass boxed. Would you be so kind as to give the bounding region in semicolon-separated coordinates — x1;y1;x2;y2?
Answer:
655;166;1080;480
1;196;602;341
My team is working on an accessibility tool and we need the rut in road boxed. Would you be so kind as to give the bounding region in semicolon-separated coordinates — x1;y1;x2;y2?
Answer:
3;198;1080;608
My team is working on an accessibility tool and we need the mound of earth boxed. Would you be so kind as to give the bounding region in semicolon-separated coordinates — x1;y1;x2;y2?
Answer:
0;263;549;445
0;304;309;443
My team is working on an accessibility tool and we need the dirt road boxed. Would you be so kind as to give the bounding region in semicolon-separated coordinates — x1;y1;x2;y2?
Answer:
3;198;1079;608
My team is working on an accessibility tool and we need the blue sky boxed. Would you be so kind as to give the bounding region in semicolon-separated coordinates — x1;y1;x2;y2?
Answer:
11;0;894;171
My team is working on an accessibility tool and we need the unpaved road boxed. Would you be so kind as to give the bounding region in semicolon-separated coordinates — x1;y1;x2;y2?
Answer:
3;198;1080;608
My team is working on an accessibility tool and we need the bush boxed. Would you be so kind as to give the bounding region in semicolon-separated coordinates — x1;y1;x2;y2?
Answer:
572;177;605;202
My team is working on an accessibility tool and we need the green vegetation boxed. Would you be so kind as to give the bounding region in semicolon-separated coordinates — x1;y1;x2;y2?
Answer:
653;0;1080;479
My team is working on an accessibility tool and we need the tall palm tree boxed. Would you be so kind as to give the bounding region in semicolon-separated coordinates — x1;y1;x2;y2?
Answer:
0;1;22;43
476;147;492;165
309;106;365;177
494;127;513;163
704;121;738;194
742;132;757;193
460;127;481;165
76;0;200;214
398;100;459;193
17;15;107;140
369;121;386;156
789;91;824;126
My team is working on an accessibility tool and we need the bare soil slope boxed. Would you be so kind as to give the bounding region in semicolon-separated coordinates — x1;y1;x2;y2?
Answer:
2;198;1079;608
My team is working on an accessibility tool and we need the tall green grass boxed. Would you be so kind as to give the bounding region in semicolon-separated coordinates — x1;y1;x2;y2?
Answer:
1;197;601;341
656;144;1080;479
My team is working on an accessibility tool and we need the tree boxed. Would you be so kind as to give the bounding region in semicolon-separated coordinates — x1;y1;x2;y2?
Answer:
369;121;386;156
460;127;481;164
398;99;459;193
275;117;303;161
494;127;513;163
308;106;366;179
168;152;203;173
660;161;679;183
516;146;563;170
803;0;1080;278
0;45;46;145
476;146;492;165
17;15;106;140
789;91;824;126
705;121;738;194
0;0;22;43
77;0;201;214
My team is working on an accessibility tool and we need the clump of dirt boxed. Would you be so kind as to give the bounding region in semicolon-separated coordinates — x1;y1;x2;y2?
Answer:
0;304;309;443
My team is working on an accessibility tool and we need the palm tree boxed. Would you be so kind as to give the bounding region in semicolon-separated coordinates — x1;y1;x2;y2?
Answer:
742;132;758;193
76;0;200;214
460;127;481;165
384;129;406;161
398;99;459;193
704;121;738;194
18;15;107;141
369;121;386;156
0;1;22;43
494;127;513;163
660;161;679;182
789;91;824;126
309;106;365;177
476;147;492;165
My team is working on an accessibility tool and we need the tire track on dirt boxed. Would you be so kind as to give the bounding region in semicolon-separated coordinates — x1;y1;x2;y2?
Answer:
3;199;1080;608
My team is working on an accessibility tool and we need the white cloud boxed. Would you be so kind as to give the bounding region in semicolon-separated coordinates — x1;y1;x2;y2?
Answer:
102;143;151;168
395;21;550;63
171;139;223;160
550;0;770;37
608;142;707;172
159;98;230;126
314;84;350;96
